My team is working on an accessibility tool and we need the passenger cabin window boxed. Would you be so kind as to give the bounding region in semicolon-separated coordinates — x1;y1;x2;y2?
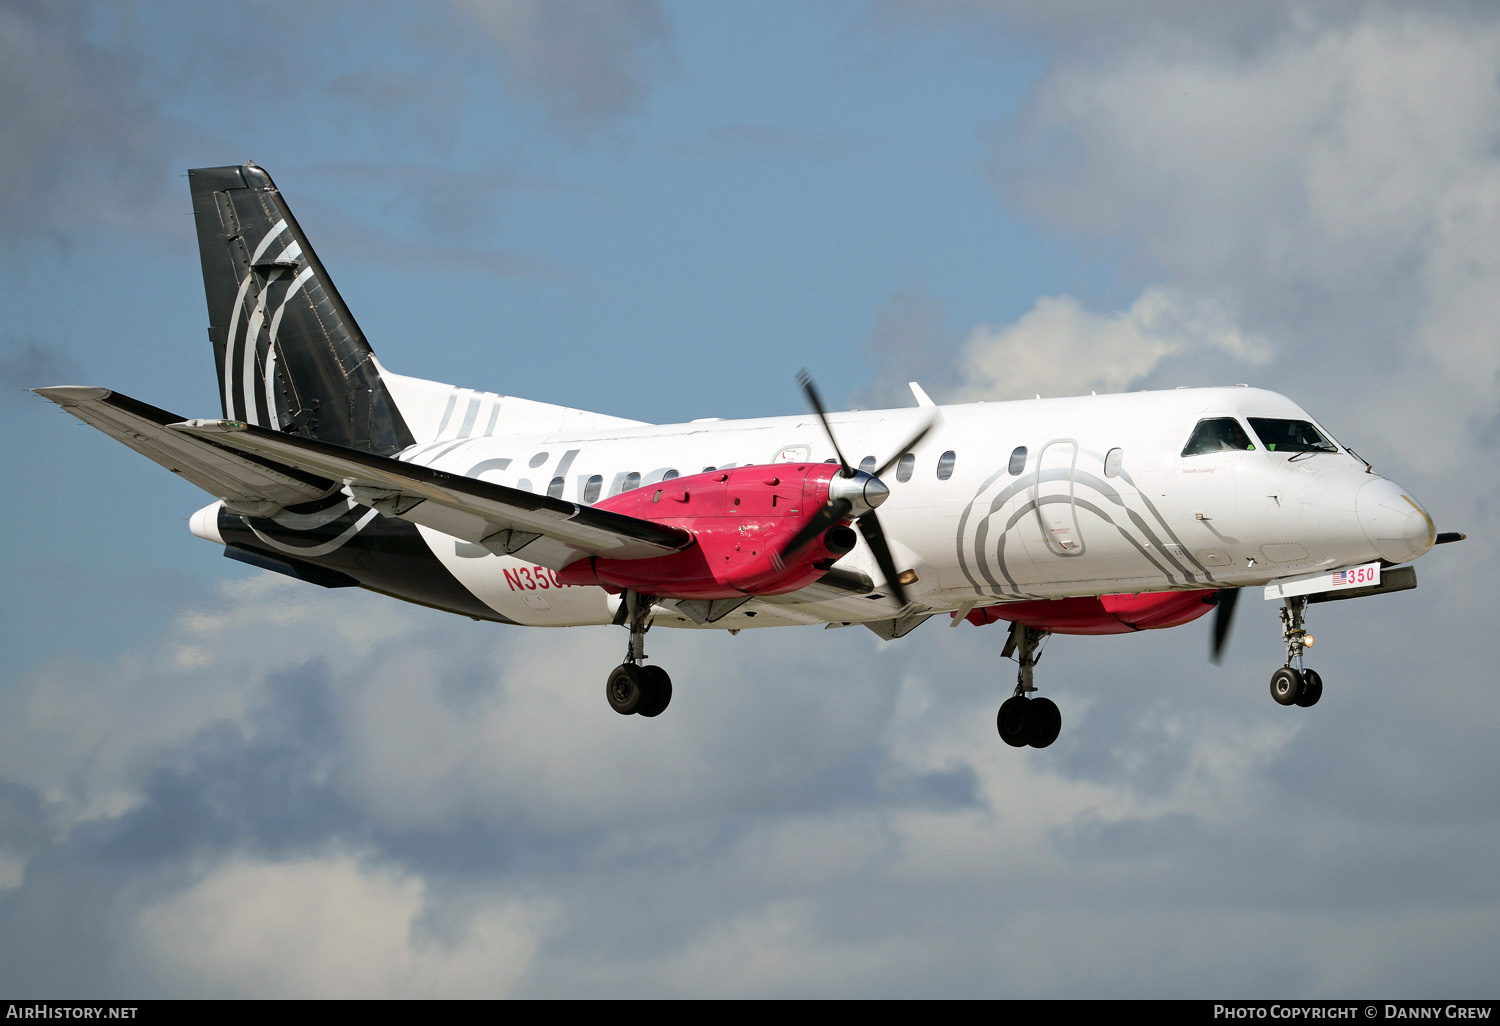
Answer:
546;477;564;498
1248;418;1338;453
663;469;679;480
896;453;915;482
1181;418;1255;456
583;475;602;504
623;471;641;492
859;456;877;474
936;451;956;480
1008;446;1027;475
1104;448;1123;478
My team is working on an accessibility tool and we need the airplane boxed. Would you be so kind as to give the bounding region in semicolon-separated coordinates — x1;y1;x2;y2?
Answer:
35;163;1465;748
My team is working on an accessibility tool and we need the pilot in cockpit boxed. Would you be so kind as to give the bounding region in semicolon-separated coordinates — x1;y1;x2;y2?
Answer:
1181;417;1256;457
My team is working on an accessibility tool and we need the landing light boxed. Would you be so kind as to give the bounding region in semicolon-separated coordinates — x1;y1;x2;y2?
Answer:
1303;635;1315;648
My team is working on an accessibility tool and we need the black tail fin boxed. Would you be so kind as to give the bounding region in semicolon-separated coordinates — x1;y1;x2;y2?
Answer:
188;163;413;454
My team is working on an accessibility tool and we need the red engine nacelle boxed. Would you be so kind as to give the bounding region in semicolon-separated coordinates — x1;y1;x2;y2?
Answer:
963;589;1219;635
556;463;855;599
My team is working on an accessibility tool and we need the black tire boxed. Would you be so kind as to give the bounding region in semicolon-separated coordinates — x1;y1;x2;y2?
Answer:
1028;697;1062;749
997;696;1032;747
1295;668;1323;708
1270;666;1303;706
606;664;644;715
637;665;673;718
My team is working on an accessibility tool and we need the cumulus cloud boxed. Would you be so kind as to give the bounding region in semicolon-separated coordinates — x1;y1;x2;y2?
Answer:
3;569;1497;996
126;854;546;998
998;4;1500;473
951;287;1270;401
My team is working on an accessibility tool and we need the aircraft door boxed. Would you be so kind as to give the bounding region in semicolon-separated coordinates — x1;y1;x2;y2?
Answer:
1032;439;1084;556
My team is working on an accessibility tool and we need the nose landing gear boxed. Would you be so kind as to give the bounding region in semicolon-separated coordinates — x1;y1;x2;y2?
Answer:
1268;597;1323;708
605;590;673;718
996;623;1063;748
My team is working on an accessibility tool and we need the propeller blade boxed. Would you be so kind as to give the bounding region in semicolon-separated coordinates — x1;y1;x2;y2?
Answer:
858;513;909;609
791;372;926;610
870;415;938;480
1210;587;1239;665
775;497;853;570
797;370;854;476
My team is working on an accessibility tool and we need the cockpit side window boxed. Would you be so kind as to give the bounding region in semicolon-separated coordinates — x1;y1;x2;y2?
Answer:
1247;418;1338;453
1181;417;1255;457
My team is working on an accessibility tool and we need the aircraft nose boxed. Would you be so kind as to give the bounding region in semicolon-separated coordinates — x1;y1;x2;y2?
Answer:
1356;478;1434;563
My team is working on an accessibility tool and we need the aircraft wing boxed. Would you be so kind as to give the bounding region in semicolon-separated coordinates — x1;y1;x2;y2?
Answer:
36;387;692;569
170;416;692;568
35;386;332;513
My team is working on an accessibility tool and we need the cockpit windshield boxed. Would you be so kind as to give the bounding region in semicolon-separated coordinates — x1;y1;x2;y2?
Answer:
1247;418;1338;454
1181;417;1255;456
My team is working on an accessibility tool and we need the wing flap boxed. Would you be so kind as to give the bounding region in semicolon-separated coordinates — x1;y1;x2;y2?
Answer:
34;387;333;507
172;417;693;567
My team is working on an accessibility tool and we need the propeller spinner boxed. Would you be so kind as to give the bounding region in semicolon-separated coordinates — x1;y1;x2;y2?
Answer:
776;371;935;609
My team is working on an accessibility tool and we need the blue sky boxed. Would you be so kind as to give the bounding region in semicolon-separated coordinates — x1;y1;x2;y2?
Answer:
3;0;1498;997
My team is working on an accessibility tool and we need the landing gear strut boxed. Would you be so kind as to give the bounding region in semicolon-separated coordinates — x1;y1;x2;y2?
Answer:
606;590;673;718
996;623;1062;748
1269;596;1323;708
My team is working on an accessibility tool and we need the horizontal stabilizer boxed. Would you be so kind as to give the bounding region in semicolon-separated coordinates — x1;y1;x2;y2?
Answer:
34;387;333;509
171;417;693;570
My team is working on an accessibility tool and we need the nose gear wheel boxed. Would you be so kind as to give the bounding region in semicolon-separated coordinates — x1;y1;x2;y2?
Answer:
1268;597;1323;709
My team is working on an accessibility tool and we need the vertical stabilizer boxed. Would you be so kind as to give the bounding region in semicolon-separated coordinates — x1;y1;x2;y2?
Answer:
188;163;413;454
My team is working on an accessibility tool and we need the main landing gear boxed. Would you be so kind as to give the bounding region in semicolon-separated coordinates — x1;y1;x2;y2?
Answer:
1268;596;1323;709
605;591;673;718
996;623;1063;749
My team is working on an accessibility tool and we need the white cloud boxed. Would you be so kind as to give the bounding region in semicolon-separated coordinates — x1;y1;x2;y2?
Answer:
952;286;1270;400
0;573;422;829
1017;9;1500;295
1003;7;1500;472
3;560;1498;996
128;853;547;998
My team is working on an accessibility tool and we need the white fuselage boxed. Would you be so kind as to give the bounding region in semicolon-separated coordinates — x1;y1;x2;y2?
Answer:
371;385;1431;631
